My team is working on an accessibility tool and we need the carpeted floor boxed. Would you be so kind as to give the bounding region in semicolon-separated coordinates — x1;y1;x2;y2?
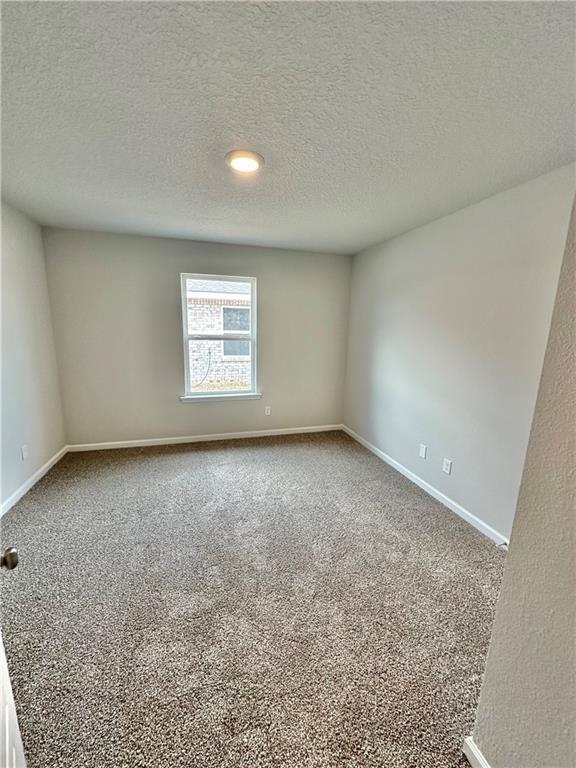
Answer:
0;431;504;768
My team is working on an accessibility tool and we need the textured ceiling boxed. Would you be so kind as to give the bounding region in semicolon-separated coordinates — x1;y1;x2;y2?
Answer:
2;1;575;254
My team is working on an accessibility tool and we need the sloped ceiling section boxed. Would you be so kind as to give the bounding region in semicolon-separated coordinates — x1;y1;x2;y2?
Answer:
2;1;575;254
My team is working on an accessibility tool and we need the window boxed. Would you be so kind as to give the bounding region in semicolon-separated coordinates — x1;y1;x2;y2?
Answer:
222;307;250;358
180;274;258;398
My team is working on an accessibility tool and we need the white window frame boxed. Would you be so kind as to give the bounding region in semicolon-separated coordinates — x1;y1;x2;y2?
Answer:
180;273;260;402
221;305;252;360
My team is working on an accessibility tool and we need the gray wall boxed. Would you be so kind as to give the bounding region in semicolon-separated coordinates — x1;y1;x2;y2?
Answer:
472;198;575;767
44;230;350;444
344;164;574;541
1;202;65;506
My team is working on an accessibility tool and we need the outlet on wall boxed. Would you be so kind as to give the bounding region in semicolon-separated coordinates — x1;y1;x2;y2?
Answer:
419;443;427;459
265;406;271;416
442;458;453;475
20;444;29;461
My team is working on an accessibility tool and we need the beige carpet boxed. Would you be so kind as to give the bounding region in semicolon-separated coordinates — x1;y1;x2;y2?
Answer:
0;431;504;767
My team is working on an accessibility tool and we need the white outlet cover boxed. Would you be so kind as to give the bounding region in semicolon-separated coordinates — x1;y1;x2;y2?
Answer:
20;444;29;460
442;458;452;475
419;444;427;459
265;406;271;416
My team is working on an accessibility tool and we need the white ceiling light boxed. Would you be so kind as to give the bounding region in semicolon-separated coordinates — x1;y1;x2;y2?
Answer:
225;150;264;174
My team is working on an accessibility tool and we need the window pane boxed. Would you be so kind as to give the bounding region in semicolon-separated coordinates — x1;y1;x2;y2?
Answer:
186;278;251;336
188;340;252;393
223;339;250;357
222;307;250;332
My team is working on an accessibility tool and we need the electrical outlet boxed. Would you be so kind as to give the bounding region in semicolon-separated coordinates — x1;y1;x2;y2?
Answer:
419;443;427;459
442;458;452;475
265;406;271;416
21;444;29;461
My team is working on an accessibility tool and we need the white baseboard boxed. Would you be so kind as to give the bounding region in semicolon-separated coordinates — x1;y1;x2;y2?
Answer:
67;425;343;452
341;425;508;546
1;445;68;518
463;736;492;768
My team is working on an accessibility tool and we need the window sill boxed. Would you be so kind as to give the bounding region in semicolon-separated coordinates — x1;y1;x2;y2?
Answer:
180;392;262;403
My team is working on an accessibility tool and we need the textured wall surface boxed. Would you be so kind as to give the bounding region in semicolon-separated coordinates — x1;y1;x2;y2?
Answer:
44;229;350;444
344;165;574;541
2;2;574;254
1;203;65;505
472;198;575;767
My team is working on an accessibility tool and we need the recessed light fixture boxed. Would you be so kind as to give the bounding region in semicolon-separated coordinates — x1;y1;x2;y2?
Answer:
225;150;264;174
